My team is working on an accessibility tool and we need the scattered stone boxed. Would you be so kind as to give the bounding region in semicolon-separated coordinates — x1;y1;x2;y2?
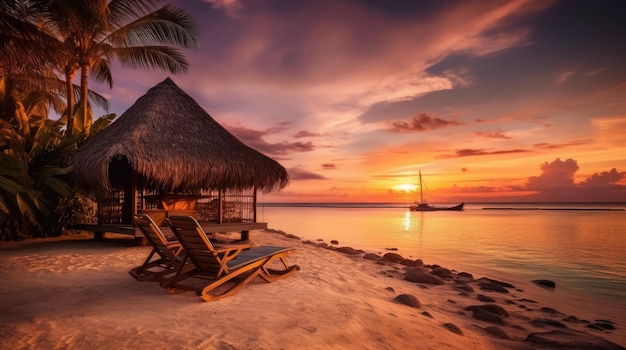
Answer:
457;272;473;279
597;319;615;324
587;324;605;331
484;326;509;339
382;252;405;264
541;307;560;314
404;269;445;285
421;311;433;318
478;277;515;289
530;318;567;328
504;299;516;305
443;323;464;335
335;246;358;255
471;308;505;324
303;240;317;245
563;315;582;323
513;324;527;332
519;298;538;303
588;322;616;331
455;284;474;293
385;247;398;251
532;279;556;289
385;287;395;293
518;305;528;309
447;299;457;304
414;259;423;266
316;243;329;248
477;294;495;302
430;266;453;278
525;329;625;350
400;259;421;266
478;282;510;293
394;294;421;308
316;238;324;242
465;304;510;317
363;253;381;261
330;240;339;245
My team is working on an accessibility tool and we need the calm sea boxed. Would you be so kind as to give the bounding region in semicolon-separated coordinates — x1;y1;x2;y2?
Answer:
257;202;626;317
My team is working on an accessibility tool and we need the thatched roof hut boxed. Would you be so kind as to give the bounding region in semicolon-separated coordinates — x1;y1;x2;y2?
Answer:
72;77;288;194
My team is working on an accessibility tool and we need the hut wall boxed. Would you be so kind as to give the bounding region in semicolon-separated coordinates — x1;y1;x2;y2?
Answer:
196;188;256;223
96;188;257;225
97;190;125;224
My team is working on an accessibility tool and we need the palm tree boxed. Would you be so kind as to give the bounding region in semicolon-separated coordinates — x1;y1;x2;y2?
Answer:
1;1;109;132
37;0;198;138
0;75;117;239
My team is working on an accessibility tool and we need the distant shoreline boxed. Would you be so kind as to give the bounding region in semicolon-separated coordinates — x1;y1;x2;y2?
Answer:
482;207;625;211
258;202;626;211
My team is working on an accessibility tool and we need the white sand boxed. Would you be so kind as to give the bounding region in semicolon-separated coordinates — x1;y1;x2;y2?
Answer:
0;230;624;349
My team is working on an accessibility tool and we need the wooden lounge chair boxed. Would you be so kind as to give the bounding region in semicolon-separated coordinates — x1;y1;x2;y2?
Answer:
129;214;186;281
164;215;299;301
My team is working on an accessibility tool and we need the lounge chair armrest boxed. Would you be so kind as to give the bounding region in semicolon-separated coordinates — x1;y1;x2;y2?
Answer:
214;242;251;250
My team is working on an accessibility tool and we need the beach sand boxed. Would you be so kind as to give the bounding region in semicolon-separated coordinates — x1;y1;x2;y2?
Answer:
1;229;624;350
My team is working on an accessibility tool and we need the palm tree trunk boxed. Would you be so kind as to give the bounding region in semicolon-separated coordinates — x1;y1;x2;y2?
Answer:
80;63;90;135
65;65;76;138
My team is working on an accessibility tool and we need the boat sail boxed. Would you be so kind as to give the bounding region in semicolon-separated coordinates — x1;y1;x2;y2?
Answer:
409;170;464;211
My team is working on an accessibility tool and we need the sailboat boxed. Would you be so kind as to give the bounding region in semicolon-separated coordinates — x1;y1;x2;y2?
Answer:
409;170;464;211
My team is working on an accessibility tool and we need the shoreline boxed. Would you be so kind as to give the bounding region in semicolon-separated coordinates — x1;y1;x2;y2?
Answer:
1;230;624;349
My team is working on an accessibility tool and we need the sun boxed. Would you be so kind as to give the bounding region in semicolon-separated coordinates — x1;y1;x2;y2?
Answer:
395;184;417;193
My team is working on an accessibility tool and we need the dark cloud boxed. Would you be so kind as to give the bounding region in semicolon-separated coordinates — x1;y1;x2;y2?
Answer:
321;163;336;169
389;113;462;133
288;167;326;180
526;158;578;190
476;130;511;139
225;124;315;156
523;158;626;201
294;130;324;138
532;139;592;150
437;148;529;159
580;168;625;187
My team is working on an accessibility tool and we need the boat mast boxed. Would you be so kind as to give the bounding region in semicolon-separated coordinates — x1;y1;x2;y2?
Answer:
419;170;424;203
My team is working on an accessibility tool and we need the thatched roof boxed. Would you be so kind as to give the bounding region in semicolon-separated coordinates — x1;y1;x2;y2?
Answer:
72;77;288;193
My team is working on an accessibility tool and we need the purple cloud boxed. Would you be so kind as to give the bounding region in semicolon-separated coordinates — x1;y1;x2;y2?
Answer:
437;148;529;159
389;113;462;132
294;130;324;138
225;124;315;156
288;167;326;180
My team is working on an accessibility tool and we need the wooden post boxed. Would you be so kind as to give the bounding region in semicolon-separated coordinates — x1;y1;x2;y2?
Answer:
253;186;257;222
218;189;224;224
121;170;137;225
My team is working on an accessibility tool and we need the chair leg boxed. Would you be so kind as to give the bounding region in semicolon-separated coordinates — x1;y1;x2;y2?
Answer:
129;248;163;281
198;266;263;302
258;256;299;282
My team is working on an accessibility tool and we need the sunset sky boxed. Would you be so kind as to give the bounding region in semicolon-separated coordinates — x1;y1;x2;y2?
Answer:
90;0;626;203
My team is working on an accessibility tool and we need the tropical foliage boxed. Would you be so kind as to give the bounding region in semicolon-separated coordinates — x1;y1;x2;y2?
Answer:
0;0;197;240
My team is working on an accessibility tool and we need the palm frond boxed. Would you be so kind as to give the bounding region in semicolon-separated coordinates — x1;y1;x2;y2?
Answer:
109;4;198;48
114;45;189;73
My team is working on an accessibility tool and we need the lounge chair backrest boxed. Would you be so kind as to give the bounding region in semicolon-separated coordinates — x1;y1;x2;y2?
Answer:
134;214;180;261
167;215;223;275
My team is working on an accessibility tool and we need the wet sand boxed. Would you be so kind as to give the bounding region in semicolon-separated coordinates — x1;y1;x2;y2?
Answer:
0;230;624;349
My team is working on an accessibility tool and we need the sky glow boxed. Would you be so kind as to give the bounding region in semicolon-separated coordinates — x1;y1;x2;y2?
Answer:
90;0;626;203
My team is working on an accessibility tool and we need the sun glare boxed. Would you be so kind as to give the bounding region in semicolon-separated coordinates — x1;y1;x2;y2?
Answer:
395;184;417;193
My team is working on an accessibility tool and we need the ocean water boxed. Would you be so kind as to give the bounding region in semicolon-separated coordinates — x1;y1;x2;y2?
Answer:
257;202;626;315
